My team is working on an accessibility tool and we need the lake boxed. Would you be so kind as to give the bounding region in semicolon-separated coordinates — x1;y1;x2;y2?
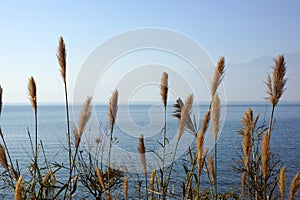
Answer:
0;102;299;199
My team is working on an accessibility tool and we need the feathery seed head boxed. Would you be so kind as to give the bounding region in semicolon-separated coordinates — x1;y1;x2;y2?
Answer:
211;57;225;98
279;166;286;199
74;97;92;148
109;90;118;133
177;94;193;141
138;134;147;176
0;144;8;170
261;133;270;179
28;76;37;113
96;167;107;194
266;55;287;106
14;176;23;200
123;176;129;199
57;36;67;83
211;93;221;141
289;172;300;200
160;72;169;107
208;155;216;185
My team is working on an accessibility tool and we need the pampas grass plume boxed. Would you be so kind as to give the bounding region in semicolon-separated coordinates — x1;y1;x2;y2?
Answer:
14;176;23;200
138;134;147;176
160;72;168;107
197;110;210;173
211;57;225;98
28;76;37;113
0;144;8;170
289;172;300;200
261;133;270;179
208;155;216;185
279;166;286;199
266;55;287;106
96;167;107;194
57;36;66;83
74;97;92;148
109;90;118;133
211;93;220;141
178;94;193;141
123;176;128;199
149;169;156;200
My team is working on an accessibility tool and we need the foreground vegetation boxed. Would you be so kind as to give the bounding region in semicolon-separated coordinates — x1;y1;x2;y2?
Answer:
0;37;299;199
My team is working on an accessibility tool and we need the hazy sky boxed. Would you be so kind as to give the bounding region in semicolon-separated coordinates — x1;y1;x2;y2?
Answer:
0;1;299;103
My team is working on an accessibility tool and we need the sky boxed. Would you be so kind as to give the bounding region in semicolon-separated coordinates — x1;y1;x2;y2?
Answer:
0;1;299;103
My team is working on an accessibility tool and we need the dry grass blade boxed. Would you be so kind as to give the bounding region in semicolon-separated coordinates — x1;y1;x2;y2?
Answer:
211;57;225;98
15;176;23;200
266;55;287;106
160;72;168;107
279;166;286;199
138;134;147;176
149;169;156;200
211;93;220;141
96;167;107;194
0;85;3;116
261;133;270;179
243;128;251;171
123;176;128;199
208;155;216;185
57;36;66;83
109;90;118;133
28;76;37;113
0;144;8;170
241;172;246;198
177;94;193;141
289;172;300;200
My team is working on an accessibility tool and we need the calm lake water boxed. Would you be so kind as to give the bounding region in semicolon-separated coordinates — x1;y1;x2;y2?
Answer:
0;102;299;199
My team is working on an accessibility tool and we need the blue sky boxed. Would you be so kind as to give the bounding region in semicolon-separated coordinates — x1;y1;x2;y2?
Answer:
0;1;299;103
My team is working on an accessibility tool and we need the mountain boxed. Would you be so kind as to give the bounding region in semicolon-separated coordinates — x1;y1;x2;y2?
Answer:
225;53;300;102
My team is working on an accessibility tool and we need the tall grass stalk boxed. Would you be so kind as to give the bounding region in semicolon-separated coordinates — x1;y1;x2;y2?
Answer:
209;57;224;199
108;90;118;196
57;36;73;198
266;55;287;138
160;72;168;199
28;76;38;192
211;93;220;199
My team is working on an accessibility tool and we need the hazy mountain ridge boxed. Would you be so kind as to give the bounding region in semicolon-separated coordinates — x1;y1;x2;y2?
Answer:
225;52;300;101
